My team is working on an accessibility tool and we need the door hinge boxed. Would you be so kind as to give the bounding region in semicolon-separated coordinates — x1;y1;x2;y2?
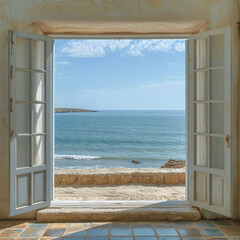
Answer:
11;31;14;54
225;134;230;148
10;129;14;137
10;98;13;112
10;66;13;79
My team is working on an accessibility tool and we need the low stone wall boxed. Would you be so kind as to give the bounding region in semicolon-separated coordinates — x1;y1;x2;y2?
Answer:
55;168;185;186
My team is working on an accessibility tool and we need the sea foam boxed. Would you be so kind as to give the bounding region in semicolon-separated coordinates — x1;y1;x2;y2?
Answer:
55;154;101;160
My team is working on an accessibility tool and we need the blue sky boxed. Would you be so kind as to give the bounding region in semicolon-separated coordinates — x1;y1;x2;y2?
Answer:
55;39;185;110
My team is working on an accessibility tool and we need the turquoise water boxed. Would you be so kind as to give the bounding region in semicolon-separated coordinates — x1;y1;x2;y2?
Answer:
54;110;185;169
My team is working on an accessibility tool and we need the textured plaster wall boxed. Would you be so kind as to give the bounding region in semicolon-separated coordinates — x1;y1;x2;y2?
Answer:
0;0;239;219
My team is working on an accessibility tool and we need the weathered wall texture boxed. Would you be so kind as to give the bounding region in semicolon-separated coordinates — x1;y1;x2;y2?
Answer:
0;0;239;219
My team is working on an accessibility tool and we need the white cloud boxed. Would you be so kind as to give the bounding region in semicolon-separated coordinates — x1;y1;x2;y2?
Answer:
61;40;131;58
61;39;185;58
56;61;71;66
169;62;183;66
138;80;185;89
174;41;185;52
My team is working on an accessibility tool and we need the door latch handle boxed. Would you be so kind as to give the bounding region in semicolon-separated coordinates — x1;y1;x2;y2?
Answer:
10;129;14;138
225;134;230;148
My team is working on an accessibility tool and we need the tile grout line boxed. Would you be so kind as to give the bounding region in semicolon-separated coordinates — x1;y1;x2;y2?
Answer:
108;222;112;240
151;223;159;240
85;226;90;240
59;223;68;239
39;223;50;239
173;225;184;240
154;222;180;239
226;220;240;240
17;223;29;237
130;223;134;240
212;221;232;240
172;222;185;240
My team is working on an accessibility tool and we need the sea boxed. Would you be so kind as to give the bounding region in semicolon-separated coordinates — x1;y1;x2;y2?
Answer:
54;110;185;169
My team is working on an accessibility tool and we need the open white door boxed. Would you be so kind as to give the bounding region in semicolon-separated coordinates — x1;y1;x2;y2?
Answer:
188;26;232;217
9;30;53;216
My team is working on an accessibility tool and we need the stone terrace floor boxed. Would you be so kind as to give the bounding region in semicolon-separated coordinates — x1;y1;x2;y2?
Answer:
0;220;240;239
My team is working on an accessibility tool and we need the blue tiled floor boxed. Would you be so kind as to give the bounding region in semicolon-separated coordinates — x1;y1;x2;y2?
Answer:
0;220;239;239
155;228;179;236
111;228;132;236
133;228;155;236
87;228;109;236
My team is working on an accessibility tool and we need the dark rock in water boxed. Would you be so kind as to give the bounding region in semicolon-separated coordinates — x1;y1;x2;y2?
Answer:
132;160;140;164
161;159;185;168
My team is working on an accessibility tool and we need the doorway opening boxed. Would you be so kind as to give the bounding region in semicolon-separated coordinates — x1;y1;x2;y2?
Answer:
9;27;233;218
53;38;187;202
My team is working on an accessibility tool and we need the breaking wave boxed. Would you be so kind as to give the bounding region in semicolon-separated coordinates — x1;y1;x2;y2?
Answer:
54;154;101;160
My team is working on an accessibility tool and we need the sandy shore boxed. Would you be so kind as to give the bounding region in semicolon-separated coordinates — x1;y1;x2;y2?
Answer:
55;184;186;201
54;168;186;201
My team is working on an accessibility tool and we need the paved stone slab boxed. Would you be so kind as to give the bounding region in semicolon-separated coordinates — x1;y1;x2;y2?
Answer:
36;206;201;222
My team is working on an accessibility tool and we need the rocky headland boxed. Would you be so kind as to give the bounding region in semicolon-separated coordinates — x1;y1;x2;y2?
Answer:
161;159;186;168
55;108;97;113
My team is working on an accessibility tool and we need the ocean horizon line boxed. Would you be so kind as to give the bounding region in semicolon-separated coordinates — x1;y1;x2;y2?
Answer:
55;109;186;111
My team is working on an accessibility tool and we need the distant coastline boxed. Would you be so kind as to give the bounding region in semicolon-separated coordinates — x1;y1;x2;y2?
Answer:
55;108;97;113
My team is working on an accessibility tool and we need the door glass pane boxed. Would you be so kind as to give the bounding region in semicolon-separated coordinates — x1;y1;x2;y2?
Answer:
16;71;30;101
32;72;45;101
195;71;208;101
17;136;31;168
16;104;30;133
210;137;224;169
210;103;224;134
195;103;208;133
195;135;208;166
16;38;29;69
33;104;45;133
195;38;208;69
210;69;224;101
33;40;45;70
210;34;224;67
33;136;45;166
